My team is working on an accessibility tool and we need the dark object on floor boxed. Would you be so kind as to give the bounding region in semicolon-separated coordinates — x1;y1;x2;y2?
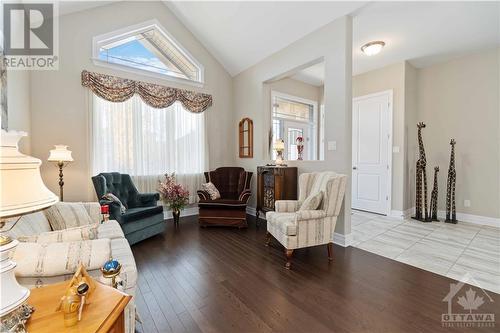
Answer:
197;167;252;227
413;122;431;222
446;139;457;223
430;166;440;221
92;172;164;244
256;166;297;225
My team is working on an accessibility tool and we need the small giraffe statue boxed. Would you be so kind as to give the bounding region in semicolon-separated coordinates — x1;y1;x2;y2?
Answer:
446;139;457;223
430;166;439;221
413;122;430;221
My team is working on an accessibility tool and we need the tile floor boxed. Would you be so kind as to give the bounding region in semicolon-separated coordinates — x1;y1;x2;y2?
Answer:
351;210;500;294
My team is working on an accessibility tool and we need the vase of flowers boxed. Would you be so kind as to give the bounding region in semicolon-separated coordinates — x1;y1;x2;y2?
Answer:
296;136;304;160
158;173;189;228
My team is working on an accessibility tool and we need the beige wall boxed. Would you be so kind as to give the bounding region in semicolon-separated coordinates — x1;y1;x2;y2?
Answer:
352;62;406;212
7;70;31;154
233;16;353;235
417;48;499;218
266;77;322;105
29;1;234;202
404;62;418;212
353;49;499;219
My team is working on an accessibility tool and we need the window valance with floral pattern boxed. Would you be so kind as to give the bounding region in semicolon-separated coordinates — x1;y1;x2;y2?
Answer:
81;70;212;113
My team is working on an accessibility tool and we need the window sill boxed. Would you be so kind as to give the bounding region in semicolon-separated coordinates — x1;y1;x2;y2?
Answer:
90;58;205;89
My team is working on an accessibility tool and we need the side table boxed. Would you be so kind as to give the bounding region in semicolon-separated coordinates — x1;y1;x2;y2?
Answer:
26;280;131;333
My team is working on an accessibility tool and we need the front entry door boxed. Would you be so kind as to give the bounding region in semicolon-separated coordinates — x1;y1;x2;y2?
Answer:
352;91;392;215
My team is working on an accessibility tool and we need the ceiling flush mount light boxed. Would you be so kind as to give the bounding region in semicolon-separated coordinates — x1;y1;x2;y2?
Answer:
361;41;385;56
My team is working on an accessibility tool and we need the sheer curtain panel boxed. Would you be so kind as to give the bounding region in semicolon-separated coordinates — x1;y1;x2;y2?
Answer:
91;94;207;203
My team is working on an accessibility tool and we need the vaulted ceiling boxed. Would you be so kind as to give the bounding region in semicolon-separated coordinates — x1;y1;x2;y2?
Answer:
60;1;500;77
166;1;499;76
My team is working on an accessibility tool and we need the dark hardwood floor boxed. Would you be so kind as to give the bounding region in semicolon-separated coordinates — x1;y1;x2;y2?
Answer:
132;215;499;333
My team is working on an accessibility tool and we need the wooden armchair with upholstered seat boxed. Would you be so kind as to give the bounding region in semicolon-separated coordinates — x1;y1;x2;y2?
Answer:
265;171;347;269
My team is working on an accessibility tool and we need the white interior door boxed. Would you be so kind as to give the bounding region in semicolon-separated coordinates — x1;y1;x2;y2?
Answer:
352;91;392;215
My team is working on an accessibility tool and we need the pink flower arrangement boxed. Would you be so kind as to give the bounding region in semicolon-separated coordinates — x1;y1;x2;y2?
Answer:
158;173;189;211
296;136;304;160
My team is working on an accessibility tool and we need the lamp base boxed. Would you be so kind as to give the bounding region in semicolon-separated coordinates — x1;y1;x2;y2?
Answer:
0;238;32;328
0;304;34;333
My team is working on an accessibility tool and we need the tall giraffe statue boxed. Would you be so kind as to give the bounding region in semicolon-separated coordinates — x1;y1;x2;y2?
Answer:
446;139;457;223
430;166;439;221
413;122;430;221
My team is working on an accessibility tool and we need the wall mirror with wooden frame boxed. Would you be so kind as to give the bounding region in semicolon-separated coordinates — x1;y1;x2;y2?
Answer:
239;117;253;158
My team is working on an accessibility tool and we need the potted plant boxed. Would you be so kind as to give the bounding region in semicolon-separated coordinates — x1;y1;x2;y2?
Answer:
158;173;189;228
296;136;304;160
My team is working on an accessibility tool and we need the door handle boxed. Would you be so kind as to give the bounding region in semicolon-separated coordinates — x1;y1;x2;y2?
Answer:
353;166;357;170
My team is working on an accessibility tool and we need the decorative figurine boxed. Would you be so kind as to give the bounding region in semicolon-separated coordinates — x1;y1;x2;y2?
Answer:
430;166;440;221
60;291;81;327
413;122;431;222
100;259;122;289
57;264;96;327
446;139;457;223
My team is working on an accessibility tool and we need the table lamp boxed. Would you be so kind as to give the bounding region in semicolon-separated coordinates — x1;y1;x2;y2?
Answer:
0;130;59;330
48;145;73;201
273;139;285;166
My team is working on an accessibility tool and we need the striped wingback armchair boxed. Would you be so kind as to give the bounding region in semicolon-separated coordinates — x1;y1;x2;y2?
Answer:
266;172;347;269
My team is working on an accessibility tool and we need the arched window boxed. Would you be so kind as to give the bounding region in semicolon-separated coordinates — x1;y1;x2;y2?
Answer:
92;20;204;85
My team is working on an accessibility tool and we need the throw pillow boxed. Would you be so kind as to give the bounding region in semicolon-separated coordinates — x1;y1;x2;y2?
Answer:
14;239;111;277
44;202;94;231
299;191;323;211
201;182;221;200
102;193;127;214
18;224;99;243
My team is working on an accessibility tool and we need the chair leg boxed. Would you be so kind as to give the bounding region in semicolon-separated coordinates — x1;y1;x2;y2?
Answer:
265;232;272;246
285;249;294;269
327;242;333;261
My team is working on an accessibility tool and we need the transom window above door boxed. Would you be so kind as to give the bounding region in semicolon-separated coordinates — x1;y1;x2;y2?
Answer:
92;20;204;85
271;91;320;161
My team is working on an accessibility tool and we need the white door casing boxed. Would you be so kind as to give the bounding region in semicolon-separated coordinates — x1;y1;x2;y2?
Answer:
352;90;393;215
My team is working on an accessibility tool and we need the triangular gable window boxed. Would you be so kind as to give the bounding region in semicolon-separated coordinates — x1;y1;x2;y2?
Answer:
93;20;203;85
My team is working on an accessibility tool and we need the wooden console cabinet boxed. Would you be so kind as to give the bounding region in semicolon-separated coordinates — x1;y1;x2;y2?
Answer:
256;166;298;224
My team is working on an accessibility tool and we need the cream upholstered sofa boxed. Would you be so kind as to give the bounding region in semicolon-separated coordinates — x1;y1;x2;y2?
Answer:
7;202;137;333
266;172;347;269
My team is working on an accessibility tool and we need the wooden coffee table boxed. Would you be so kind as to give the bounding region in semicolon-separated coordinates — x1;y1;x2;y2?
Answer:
26;280;131;333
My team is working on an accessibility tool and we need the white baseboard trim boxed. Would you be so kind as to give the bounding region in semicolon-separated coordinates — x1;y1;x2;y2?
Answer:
390;208;415;220
246;206;258;217
163;207;199;219
436;210;500;228
333;232;353;247
402;206;499;228
389;210;405;220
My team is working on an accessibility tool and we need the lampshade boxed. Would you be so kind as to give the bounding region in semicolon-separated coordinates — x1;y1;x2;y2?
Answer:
273;139;285;151
1;130;59;219
1;130;59;320
48;145;74;162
